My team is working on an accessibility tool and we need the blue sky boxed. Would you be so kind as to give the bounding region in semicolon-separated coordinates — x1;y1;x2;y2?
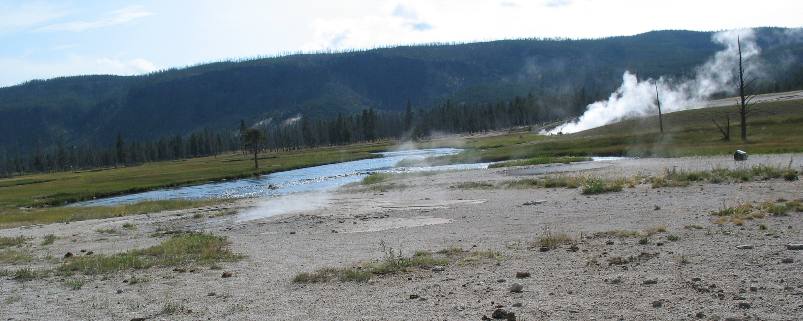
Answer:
1;0;801;87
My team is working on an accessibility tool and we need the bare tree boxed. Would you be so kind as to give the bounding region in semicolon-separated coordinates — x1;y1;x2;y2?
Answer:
655;84;664;134
736;36;757;142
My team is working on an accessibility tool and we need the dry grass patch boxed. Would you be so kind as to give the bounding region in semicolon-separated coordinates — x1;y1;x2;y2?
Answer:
712;199;802;225
59;233;243;275
293;242;501;284
0;236;28;248
652;165;792;188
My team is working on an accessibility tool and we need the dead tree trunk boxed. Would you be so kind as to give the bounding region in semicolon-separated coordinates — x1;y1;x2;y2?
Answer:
737;36;748;141
655;84;664;134
712;114;730;141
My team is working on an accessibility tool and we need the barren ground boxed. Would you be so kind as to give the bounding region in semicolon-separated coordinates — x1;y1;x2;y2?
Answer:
1;154;802;320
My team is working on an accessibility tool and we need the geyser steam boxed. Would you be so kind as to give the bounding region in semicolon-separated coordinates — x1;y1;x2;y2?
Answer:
547;29;761;134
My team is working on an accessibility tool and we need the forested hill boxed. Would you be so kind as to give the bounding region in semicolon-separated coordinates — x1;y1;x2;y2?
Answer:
1;28;802;153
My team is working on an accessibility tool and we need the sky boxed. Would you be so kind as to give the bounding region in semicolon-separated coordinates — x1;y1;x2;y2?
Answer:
1;0;801;87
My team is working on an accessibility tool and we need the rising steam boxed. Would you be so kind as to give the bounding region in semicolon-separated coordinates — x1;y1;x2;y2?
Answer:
546;29;762;134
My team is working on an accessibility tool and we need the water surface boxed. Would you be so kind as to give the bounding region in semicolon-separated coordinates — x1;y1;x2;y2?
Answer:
77;148;490;206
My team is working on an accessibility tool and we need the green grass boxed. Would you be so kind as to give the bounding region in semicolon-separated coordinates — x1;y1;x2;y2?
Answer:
504;175;586;189
450;181;496;189
0;199;225;228
41;234;57;245
63;278;85;290
488;156;592;168
361;173;392;185
0;235;27;248
581;177;624;195
0;268;40;281
95;227;120;235
59;233;242;275
0;249;33;264
651;165;791;187
0;142;389;211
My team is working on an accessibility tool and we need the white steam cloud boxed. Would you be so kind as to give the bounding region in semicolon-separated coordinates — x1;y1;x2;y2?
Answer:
237;192;331;222
547;29;761;134
282;115;302;127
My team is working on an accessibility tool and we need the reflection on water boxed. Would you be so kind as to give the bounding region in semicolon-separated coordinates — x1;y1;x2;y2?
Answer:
76;148;490;206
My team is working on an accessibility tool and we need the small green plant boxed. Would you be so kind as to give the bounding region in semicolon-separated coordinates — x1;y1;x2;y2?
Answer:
64;279;85;290
11;268;38;281
643;226;667;236
159;302;188;316
638;237;650;245
667;234;680;242
784;169;799;181
41;234;57;246
362;173;391;185
127;276;150;285
533;227;574;249
581;177;623;195
122;223;137;230
684;224;704;230
95;227;120;235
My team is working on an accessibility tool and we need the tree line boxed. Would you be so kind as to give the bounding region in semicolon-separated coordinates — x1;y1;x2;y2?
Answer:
0;91;571;177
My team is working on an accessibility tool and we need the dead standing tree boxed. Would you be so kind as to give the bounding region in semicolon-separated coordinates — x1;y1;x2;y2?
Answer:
655;84;664;134
736;36;758;142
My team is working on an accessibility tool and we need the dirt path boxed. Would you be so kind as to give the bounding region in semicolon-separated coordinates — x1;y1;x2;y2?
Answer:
1;154;802;320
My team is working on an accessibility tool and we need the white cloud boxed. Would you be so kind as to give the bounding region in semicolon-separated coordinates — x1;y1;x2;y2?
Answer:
37;5;153;32
0;2;69;34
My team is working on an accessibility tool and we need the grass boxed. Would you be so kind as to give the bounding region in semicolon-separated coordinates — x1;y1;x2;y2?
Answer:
0;142;389;211
0;235;27;248
708;199;801;225
505;175;586;189
581;177;624;195
293;242;500;284
594;226;668;239
1;268;40;281
63;278;85;290
59;233;242;275
504;175;625;195
488;156;592;168
0;249;33;264
0;199;224;228
450;181;495;189
41;234;57;245
361;173;392;185
533;227;575;250
122;223;137;230
651;165;794;188
95;227;120;235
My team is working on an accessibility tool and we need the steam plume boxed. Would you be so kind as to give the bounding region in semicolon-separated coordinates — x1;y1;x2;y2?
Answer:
546;29;761;134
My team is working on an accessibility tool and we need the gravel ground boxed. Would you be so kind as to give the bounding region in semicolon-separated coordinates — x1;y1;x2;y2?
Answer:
1;154;801;320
